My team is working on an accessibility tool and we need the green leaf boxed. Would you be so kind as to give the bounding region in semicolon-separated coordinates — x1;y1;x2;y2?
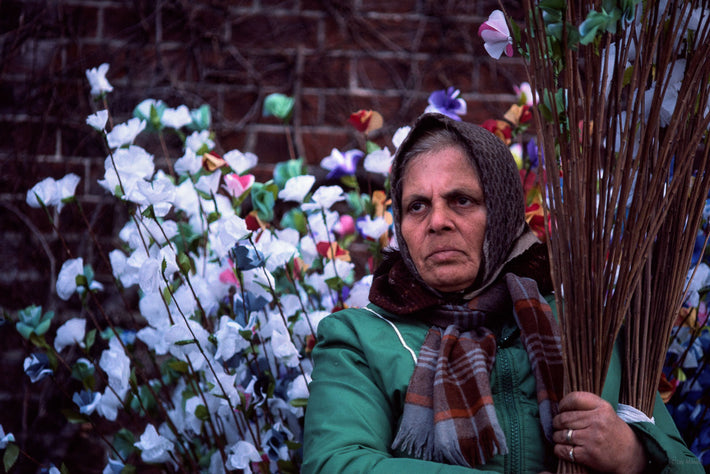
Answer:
166;359;190;374
174;339;197;346
177;252;192;275
365;140;381;154
251;181;278;222
206;211;221;224
3;444;19;472
290;397;308;407
141;205;156;219
85;328;97;351
339;175;358;190
62;408;90;424
113;428;137;459
280;208;307;235
194;404;210;421
273;158;305;188
263;93;295;122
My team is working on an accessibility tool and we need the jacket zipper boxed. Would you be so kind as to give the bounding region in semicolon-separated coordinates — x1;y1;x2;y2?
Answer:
499;346;521;474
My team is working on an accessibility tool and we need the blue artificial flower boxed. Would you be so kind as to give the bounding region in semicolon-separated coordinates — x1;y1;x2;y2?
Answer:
233;291;269;326
23;353;53;383
526;138;541;169
320;148;364;179
229;242;265;271
424;87;467;121
72;389;101;415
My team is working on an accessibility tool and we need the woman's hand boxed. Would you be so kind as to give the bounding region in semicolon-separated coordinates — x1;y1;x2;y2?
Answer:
551;391;647;473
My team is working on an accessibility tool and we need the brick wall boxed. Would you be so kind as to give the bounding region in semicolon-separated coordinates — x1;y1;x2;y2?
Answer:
0;0;525;470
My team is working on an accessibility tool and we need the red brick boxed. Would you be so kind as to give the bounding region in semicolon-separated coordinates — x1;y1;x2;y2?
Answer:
360;0;417;13
300;93;322;126
475;57;528;95
253;129;293;164
417;57;474;92
101;6;150;42
355;56;412;91
300;130;351;165
323;16;426;51
59;4;99;38
231;14;320;50
302;55;350;89
222;89;260;123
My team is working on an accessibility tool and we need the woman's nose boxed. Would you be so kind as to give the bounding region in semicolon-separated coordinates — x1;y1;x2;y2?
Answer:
427;202;453;232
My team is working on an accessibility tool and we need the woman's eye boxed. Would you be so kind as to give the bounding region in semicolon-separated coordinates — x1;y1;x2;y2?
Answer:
455;196;473;206
408;202;426;213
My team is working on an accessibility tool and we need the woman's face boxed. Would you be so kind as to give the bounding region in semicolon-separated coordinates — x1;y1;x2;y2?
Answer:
400;145;487;292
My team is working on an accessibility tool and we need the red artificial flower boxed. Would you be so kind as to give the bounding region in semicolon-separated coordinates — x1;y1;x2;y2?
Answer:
202;151;227;171
348;110;383;134
481;119;513;144
316;241;351;261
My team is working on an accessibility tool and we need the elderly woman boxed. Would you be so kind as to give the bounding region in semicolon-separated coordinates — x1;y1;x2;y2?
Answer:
302;113;700;473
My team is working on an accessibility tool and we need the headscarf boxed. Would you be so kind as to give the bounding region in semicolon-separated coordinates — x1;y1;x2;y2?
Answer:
370;113;563;468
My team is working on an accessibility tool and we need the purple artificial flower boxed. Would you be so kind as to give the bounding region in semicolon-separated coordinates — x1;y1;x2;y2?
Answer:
424;87;467;121
526;138;541;170
320;148;364;179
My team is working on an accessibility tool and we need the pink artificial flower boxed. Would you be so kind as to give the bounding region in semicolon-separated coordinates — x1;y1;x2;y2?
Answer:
334;214;356;236
223;173;255;198
478;10;514;59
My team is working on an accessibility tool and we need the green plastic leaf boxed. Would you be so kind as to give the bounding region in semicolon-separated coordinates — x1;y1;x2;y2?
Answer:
365;140;381;154
251;181;279;222
190;104;212;131
113;428;137;459
62;408;90;424
194;404;210;421
280;208;307;235
263;93;295;122
273;158;305;188
174;339;197;346
177;252;192;275
3;444;19;472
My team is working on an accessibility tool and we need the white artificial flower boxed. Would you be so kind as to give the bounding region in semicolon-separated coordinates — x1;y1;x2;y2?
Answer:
99;146;155;197
86;110;109;131
306;208;339;242
223;149;258;174
166;320;211;365
210;214;250;258
323;258;354;283
185;130;214;153
301;185;345;211
363;147;393;176
174;148;202;176
293;310;329;337
135;424;174;464
0;425;15;449
26;177;58;208
106;117;146;149
161;105;191;129
96;385;128;421
99;336;130;391
85;63;113;96
271;328;300;367
278;175;315;203
392;126;411;149
55;173;81;212
226;441;262;472
195;171;221;196
356;215;389;240
214;316;252;361
57;258;84;300
263;239;297;272
54;317;86;352
132;174;176;216
134;99;165;122
287;374;311;400
345;274;373;308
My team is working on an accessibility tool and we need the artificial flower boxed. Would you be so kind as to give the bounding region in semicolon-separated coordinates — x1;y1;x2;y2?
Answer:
481;118;513;144
16;305;53;339
224;149;258;174
85;63;113;97
102;458;125;474
134;424;175;464
316;241;350;261
161;105;192;129
356;215;390;240
202;151;227;171
478;10;514;59
301;185;346;211
99;145;155;197
514;82;537;106
26;177;57;209
509;143;523;169
23;353;53;383
56;258;85;301
263;93;295;122
86;110;109;131
503;104;533;127
278;175;315;203
72;390;102;415
226;440;262;473
174;148;202;176
271;328;300;368
320;148;364;179
211;215;250;258
99;336;131;392
363;147;393;176
106;117;146;149
214;315;252;361
345;274;374;308
424;87;467;120
54;317;86;352
223;173;255;198
0;425;15;449
195;171;221;196
186;130;215;153
334;214;356;236
348;109;383;134
392;126;411;148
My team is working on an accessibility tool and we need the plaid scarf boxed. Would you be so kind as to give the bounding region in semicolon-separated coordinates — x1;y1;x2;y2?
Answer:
388;272;564;468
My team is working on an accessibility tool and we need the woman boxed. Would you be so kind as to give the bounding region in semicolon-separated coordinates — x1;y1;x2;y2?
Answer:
302;113;700;473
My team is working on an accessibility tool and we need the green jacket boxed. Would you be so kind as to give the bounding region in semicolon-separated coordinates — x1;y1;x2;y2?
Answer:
302;301;702;473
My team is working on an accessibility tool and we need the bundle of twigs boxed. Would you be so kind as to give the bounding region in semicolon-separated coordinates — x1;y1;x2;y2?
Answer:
513;1;710;472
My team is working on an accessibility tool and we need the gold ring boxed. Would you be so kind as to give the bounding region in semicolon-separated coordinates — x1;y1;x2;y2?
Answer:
566;428;574;444
568;446;575;463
